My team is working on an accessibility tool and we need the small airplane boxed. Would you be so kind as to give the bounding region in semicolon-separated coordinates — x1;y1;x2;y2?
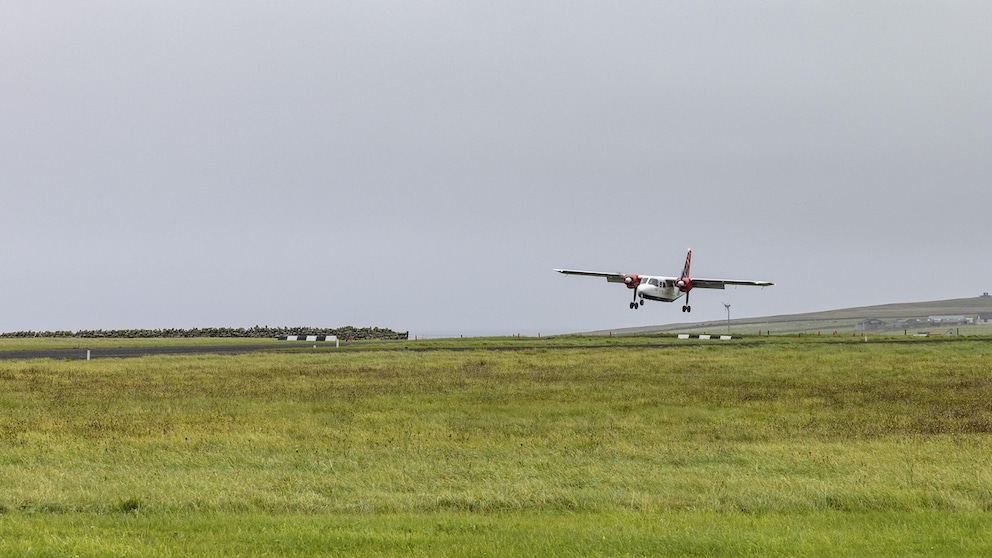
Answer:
555;249;773;312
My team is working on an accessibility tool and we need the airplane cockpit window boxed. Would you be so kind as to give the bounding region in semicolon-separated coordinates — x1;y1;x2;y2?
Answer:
648;278;659;287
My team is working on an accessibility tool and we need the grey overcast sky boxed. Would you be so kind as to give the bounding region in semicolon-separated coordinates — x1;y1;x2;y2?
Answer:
2;2;990;337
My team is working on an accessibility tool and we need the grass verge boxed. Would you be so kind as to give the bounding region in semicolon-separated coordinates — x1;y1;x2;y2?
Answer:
1;341;991;555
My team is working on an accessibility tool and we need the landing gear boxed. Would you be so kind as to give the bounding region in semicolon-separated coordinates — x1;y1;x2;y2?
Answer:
682;305;691;313
629;292;644;310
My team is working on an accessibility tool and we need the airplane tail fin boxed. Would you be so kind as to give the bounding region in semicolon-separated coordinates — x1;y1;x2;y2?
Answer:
681;248;692;279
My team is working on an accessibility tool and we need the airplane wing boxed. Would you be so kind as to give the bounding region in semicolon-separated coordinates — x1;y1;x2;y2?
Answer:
554;269;629;284
691;278;775;290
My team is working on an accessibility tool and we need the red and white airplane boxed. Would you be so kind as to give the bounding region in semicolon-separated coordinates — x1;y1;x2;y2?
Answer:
555;249;773;312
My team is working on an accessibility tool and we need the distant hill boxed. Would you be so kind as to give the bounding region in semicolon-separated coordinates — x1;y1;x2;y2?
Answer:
589;294;992;336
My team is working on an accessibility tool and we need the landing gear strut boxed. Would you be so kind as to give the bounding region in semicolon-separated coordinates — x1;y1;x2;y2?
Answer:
682;292;691;313
629;290;644;310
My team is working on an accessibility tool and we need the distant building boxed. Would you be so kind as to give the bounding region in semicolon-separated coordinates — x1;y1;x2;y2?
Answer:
977;313;992;324
893;318;928;329
929;315;969;325
855;318;886;332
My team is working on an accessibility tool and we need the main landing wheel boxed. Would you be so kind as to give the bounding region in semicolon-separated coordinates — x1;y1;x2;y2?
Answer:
682;305;691;313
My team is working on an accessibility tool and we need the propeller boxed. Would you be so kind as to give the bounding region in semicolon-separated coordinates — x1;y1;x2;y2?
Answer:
624;274;642;309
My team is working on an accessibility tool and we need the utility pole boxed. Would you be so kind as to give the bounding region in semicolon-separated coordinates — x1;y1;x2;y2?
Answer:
723;303;731;335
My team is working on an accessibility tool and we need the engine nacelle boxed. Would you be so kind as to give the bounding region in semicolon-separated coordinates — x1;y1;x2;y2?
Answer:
676;277;692;292
623;274;640;289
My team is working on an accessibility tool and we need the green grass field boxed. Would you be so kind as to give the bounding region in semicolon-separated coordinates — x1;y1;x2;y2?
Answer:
2;338;991;555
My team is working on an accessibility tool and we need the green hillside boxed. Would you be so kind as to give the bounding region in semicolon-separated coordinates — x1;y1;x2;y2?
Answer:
598;294;992;336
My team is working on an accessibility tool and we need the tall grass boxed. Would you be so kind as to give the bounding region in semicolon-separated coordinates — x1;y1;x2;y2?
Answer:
1;341;991;555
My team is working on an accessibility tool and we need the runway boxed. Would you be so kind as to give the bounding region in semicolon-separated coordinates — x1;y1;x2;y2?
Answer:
0;343;282;361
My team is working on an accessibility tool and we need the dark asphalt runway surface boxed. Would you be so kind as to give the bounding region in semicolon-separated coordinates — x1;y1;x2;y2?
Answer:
0;344;283;361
